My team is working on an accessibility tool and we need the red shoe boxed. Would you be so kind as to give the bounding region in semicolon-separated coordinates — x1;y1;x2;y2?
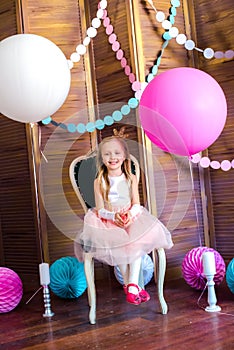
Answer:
139;289;150;303
126;284;141;305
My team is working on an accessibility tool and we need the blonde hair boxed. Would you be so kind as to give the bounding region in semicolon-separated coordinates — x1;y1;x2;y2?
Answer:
96;136;132;204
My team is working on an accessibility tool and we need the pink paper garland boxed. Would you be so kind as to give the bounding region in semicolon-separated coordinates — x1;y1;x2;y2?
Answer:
191;153;234;171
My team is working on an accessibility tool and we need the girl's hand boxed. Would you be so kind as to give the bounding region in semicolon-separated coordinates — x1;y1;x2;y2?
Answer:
120;211;132;227
114;211;133;227
114;212;126;227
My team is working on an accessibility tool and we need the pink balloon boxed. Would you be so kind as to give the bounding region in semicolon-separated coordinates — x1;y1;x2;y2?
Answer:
139;67;227;156
143;109;189;156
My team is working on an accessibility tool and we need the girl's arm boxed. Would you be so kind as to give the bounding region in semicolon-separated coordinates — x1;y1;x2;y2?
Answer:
94;178;114;221
94;178;124;225
131;174;140;205
121;174;141;227
129;174;141;217
94;178;105;211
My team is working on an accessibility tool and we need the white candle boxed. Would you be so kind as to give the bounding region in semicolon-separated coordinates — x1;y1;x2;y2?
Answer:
39;263;50;285
202;252;216;275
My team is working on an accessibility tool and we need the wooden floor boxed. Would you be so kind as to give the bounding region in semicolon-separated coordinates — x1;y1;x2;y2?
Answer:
1;273;234;350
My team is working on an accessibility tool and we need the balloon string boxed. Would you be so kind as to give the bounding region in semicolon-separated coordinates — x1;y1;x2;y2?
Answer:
38;124;48;163
25;286;43;304
29;123;44;263
197;282;208;309
189;161;203;247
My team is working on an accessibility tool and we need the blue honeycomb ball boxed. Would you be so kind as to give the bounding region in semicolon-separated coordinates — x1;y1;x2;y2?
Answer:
114;254;154;286
226;258;234;294
49;257;87;299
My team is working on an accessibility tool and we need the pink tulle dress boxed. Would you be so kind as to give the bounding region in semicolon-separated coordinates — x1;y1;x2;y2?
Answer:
74;173;173;266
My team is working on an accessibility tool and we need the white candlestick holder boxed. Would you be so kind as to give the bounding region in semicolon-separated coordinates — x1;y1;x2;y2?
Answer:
39;263;54;317
202;252;221;312
42;285;54;317
205;274;221;312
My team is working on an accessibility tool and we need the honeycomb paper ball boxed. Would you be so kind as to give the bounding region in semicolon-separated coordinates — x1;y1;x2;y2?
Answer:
114;254;154;286
182;247;226;290
226;258;234;293
0;267;23;313
49;257;87;299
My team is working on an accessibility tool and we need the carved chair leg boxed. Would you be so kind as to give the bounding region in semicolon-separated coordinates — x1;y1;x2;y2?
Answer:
152;248;168;314
84;253;96;324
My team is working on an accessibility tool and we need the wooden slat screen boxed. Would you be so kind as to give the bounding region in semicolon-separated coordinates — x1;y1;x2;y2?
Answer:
0;117;41;274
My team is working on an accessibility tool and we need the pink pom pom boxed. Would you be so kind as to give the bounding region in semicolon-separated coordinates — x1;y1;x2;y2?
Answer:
0;267;23;313
182;247;226;290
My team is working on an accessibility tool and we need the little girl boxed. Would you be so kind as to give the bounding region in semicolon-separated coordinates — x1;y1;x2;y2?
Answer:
75;136;173;305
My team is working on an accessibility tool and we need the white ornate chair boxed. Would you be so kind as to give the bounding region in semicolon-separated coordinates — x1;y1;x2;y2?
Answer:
69;151;168;324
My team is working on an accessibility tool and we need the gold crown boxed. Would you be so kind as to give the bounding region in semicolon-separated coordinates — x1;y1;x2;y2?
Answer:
112;126;129;138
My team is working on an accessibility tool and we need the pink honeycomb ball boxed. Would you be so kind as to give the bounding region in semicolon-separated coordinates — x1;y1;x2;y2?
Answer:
182;247;226;290
0;267;23;313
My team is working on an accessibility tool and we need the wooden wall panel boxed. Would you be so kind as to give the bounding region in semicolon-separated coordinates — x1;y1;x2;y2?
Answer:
0;0;18;38
23;0;95;263
86;0;205;279
136;1;205;278
0;1;42;291
88;0;143;195
1;0;233;288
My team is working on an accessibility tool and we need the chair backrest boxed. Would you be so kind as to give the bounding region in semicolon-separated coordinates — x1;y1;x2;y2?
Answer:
69;151;140;213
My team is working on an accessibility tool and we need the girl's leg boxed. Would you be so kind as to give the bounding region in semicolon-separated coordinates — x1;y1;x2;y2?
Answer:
118;263;129;286
128;256;150;303
128;257;142;294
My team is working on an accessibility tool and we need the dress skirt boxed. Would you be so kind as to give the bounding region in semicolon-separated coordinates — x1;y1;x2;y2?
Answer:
74;206;173;266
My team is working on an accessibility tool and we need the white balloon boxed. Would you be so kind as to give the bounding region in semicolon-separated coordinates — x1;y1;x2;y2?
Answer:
0;34;71;123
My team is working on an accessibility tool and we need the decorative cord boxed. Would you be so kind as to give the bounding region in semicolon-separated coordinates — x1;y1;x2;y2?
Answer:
197;283;234;317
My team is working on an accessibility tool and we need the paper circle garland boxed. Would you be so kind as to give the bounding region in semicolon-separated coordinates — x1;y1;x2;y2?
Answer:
139;67;227;156
49;257;87;299
114;254;154;286
226;258;234;294
0;34;71;123
0;267;23;313
182;247;226;290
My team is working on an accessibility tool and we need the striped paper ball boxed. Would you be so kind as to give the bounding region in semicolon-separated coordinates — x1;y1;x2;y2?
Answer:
226;258;234;293
182;247;226;290
114;254;154;286
0;267;23;313
49;257;87;299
